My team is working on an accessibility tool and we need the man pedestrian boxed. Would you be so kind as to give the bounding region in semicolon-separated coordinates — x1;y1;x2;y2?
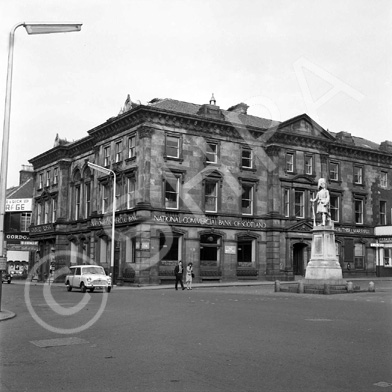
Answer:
174;260;185;290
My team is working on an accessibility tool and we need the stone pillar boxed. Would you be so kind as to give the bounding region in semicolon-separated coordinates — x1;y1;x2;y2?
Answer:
137;127;152;207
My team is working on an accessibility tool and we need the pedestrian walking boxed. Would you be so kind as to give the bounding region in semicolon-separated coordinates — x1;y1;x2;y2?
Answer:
174;260;185;290
186;262;193;290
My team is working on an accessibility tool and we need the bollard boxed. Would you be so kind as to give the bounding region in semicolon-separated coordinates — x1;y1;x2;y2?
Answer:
368;281;375;292
298;281;304;294
274;280;280;292
323;283;330;295
347;281;353;293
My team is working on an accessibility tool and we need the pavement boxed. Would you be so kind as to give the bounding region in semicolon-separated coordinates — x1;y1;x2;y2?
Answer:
0;276;390;322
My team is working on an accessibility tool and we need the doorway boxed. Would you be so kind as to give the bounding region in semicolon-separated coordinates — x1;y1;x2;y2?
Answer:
293;243;308;276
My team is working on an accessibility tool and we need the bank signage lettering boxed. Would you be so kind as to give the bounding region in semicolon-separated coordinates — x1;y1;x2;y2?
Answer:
91;213;137;227
29;224;54;234
335;226;372;235
153;214;266;229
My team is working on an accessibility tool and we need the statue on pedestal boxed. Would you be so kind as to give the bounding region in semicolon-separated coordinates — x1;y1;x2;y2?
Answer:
311;178;330;226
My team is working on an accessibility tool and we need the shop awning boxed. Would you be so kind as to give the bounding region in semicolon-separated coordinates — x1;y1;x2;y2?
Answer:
7;250;29;262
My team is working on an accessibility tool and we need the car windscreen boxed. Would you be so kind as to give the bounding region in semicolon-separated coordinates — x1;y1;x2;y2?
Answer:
82;267;105;275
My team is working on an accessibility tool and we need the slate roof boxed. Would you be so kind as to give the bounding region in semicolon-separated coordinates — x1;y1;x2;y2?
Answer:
6;178;34;199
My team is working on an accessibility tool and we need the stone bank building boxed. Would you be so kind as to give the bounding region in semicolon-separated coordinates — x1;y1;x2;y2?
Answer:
28;96;392;283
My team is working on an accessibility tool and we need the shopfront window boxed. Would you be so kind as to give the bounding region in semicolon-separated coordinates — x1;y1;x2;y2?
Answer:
200;234;221;267
159;233;181;262
237;237;254;266
384;249;392;267
354;243;364;269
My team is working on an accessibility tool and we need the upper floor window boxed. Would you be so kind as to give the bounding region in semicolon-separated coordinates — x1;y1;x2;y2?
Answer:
84;183;91;218
164;177;179;210
205;180;218;213
128;135;136;159
37;203;42;225
354;198;364;224
330;195;340;222
283;188;290;217
286;152;294;173
206;142;218;163
241;149;253;169
294;190;304;218
115;140;122;163
241;184;254;215
305;155;313;175
44;200;50;224
166;135;180;158
53;168;58;185
380;201;387;225
46;170;51;187
20;212;32;232
380;171;388;188
127;177;136;209
39;173;44;189
104;145;111;166
51;199;57;223
329;162;339;181
354;166;363;185
75;185;81;220
102;183;110;214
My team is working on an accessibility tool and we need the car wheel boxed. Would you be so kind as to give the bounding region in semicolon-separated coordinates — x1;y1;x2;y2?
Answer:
66;282;72;292
105;286;111;293
7;279;11;284
89;288;95;293
81;283;87;293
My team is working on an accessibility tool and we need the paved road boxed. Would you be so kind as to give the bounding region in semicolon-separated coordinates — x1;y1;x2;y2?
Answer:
1;280;392;391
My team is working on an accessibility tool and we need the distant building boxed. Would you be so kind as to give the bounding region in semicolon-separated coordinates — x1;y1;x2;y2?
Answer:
5;165;36;277
28;96;392;283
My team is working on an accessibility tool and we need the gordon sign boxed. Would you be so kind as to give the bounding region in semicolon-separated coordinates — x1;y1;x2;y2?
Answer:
6;198;32;212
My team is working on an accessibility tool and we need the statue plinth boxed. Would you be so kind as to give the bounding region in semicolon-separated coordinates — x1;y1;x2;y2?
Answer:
305;223;345;283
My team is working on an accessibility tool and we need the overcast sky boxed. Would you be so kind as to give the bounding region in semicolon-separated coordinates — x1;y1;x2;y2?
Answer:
1;0;391;187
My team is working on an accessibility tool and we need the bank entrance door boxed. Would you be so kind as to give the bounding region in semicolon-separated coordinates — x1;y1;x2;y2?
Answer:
293;243;308;276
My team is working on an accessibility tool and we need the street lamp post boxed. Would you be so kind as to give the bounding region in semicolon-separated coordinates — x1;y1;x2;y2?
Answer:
87;162;116;286
0;22;82;311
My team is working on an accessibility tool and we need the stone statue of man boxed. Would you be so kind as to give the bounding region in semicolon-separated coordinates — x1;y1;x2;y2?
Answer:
311;178;330;226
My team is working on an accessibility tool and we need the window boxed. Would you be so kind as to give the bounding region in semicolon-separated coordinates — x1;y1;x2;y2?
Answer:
305;155;313;175
75;185;81;220
329;162;339;181
104;145;110;166
380;201;387;225
52;199;57;222
39;173;43;189
115;179;121;211
164;177;179;209
206;142;218;163
159;233;181;262
384;249;392;267
128;135;136;159
53;168;58;185
380;171;388;188
46;171;51;187
286;152;294;173
166;135;180;158
354;198;363;224
102;184;110;213
284;189;290;217
84;183;91;218
241;184;254;215
37;203;42;225
20;213;32;232
294;190;304;218
330;195;340;222
241;149;253;169
127;177;136;209
200;234;221;267
354;243;364;269
44;201;50;224
354;166;363;185
237;237;254;264
115;140;122;163
205;181;218;212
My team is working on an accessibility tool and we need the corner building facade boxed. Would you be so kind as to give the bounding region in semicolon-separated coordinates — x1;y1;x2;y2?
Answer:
29;98;392;283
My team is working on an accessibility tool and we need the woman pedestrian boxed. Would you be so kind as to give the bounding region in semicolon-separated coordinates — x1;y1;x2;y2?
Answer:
186;262;193;290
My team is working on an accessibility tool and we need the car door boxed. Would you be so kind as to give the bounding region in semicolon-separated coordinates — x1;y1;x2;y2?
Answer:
73;267;82;288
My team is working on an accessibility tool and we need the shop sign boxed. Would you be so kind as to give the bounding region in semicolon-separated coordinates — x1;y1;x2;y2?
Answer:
225;246;236;254
6;244;38;251
378;237;392;243
0;257;7;271
370;243;384;247
91;212;137;227
6;233;30;243
6;198;32;212
153;214;266;229
335;226;372;235
29;224;54;234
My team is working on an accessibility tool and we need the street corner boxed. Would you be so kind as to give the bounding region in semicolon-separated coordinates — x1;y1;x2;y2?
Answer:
0;309;16;321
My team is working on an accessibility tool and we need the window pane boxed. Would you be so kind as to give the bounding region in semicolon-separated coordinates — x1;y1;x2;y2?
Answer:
294;191;304;217
165;178;178;209
242;150;252;168
206;143;217;163
166;136;179;157
242;185;253;215
205;182;217;212
237;239;252;263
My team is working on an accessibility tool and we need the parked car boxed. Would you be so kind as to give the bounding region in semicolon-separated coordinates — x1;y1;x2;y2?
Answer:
1;271;11;284
65;265;111;293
